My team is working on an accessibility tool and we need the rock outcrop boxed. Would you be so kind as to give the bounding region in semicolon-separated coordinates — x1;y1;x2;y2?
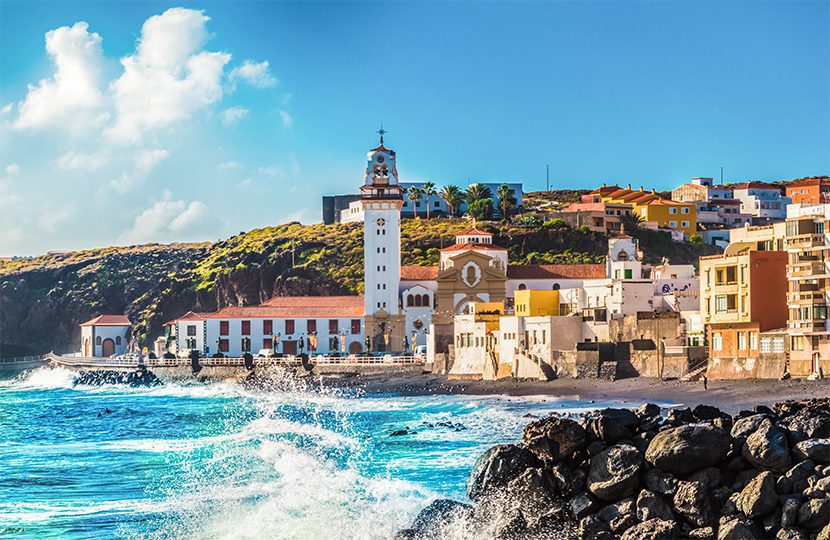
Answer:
73;368;161;387
398;398;830;539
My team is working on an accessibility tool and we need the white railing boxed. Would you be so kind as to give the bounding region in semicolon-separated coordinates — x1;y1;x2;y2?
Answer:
0;354;49;365
50;354;425;368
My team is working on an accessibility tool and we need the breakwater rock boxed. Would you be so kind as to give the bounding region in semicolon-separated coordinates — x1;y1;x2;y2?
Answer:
73;368;161;387
398;399;830;540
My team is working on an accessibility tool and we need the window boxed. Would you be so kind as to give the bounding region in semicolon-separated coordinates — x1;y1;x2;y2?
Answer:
116;336;122;345
187;325;197;336
220;321;229;335
406;295;414;307
749;332;758;350
760;337;772;353
285;319;295;334
241;320;251;335
351;319;361;334
817;222;825;234
624;269;633;279
681;221;689;228
738;332;747;350
669;207;677;214
96;336;102;345
263;338;272;350
792;336;805;351
219;339;229;352
712;333;722;351
329;319;339;334
307;319;317;333
263;320;273;335
681;207;690;214
773;338;785;353
669;221;677;228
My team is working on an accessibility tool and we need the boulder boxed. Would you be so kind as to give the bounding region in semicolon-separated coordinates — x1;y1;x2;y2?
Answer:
793;438;830;464
597;408;641;429
687;467;721;489
409;499;473;536
736;471;778;518
620;518;677;540
636;489;674;522
781;406;830;442
673;481;715;527
730;414;768;439
504;468;559;526
493;508;528;540
597;496;637;534
466;444;542;501
637;403;661;419
579;514;611;539
587;444;643;501
570;492;600;519
742;419;791;473
781;497;801;529
717;515;761;540
776;528;809;540
646;424;731;474
588;416;634;444
644;468;678;496
693;404;725;421
797;498;830;531
818;522;830;540
777;460;816;495
522;416;586;463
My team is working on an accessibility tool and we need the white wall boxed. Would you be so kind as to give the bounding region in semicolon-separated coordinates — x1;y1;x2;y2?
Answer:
364;204;402;315
449;315;489;378
82;325;129;357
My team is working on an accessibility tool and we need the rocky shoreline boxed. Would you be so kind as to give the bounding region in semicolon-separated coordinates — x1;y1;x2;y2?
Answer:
397;398;830;540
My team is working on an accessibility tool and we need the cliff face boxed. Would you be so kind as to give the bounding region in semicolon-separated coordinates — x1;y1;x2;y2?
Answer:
0;219;718;356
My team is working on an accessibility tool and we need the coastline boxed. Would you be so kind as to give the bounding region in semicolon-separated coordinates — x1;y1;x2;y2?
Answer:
324;372;830;414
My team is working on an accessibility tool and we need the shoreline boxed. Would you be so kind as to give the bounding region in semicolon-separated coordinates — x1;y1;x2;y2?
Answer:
323;372;830;414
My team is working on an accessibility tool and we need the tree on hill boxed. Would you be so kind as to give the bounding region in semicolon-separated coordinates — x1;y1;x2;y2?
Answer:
468;198;494;220
497;183;517;220
466;183;493;205
406;186;423;219
421;182;437;219
438;185;464;217
619;213;645;232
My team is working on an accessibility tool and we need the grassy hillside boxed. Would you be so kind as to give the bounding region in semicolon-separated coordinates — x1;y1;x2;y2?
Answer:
0;217;717;355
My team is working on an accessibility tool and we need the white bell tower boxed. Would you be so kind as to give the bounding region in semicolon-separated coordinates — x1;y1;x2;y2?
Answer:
362;128;403;316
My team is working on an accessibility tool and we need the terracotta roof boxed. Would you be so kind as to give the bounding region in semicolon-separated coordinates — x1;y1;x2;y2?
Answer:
456;227;493;237
732;182;781;191
590;185;622;195
507;264;606;280
164;311;206;326
80;315;131;327
787;178;830;188
206;296;364;319
400;265;439;280
440;243;507;252
370;145;396;155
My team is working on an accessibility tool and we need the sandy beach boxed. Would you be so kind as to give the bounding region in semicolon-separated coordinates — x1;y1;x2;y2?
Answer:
329;372;830;414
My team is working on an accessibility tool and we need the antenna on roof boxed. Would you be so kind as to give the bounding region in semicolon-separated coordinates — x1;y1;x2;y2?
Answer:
546;164;550;192
720;166;724;184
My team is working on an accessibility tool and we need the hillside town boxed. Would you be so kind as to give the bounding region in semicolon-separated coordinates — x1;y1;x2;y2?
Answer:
73;133;830;384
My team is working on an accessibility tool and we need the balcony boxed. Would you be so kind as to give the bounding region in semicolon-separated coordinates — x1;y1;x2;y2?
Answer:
787;319;830;334
787;233;826;250
787;261;828;278
787;290;827;304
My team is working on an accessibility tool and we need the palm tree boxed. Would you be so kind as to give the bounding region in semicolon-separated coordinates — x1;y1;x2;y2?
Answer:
421;182;437;219
438;185;464;217
619;213;644;232
466;183;493;204
406;186;423;219
497;183;517;220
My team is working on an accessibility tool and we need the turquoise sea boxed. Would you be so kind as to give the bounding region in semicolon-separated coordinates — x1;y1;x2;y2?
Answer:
1;367;616;539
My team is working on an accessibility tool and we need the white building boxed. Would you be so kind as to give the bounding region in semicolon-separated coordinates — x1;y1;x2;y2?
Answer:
80;315;131;357
733;182;791;221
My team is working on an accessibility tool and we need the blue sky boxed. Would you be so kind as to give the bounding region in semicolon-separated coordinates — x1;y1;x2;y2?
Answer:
0;1;828;255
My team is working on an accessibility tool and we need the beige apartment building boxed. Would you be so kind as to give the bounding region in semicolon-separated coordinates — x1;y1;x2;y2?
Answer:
784;204;830;377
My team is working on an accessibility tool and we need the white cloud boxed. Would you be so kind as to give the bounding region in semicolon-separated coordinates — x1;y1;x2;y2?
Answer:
134;148;169;174
236;178;253;188
279;110;293;127
5;163;20;176
119;189;211;243
229;60;277;89
257;156;300;180
57;150;109;171
221;106;248;127
106;8;231;142
40;204;75;232
107;172;136;193
218;160;244;170
13;22;106;131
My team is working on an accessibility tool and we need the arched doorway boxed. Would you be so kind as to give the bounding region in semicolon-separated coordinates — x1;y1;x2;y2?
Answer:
348;341;363;354
84;339;90;357
102;338;115;357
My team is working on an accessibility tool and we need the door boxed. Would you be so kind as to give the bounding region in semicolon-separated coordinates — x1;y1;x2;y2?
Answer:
282;340;297;355
84;339;90;357
102;338;115;357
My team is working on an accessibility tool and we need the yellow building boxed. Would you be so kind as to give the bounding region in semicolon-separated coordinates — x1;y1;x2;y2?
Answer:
514;289;560;317
595;185;697;238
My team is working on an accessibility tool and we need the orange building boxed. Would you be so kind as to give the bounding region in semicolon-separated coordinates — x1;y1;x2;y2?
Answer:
785;177;830;205
591;184;697;238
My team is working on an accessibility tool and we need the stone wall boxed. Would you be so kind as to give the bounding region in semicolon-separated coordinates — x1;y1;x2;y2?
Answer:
707;354;787;379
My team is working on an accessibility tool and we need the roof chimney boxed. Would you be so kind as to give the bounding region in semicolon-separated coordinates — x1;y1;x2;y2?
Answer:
627;184;632;190
640;186;644;192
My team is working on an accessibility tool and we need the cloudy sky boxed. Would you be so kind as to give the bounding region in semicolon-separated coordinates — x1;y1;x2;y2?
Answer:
1;1;828;256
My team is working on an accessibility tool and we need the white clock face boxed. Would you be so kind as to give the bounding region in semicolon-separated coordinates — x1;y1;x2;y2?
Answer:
376;218;385;226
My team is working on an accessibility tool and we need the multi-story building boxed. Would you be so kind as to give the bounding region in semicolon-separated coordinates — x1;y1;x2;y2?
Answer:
784;203;830;377
699;249;788;375
557;200;635;234
671;177;733;203
785;177;830;206
732;182;791;222
593;185;697;238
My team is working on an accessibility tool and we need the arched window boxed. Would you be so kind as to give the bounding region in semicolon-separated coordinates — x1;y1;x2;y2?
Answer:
414;295;423;307
116;336;121;345
421;294;430;306
518;283;527;290
406;295;414;307
96;336;102;345
617;250;628;261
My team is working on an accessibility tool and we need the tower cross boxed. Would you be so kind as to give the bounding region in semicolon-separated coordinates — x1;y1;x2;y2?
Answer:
377;125;387;145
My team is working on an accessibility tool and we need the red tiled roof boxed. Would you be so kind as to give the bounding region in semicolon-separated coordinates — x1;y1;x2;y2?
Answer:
206;296;364;319
80;315;131;327
440;243;507;252
590;185;622;195
787;177;830;188
164;311;206;326
507;264;606;280
456;227;493;236
400;265;439;280
732;182;781;191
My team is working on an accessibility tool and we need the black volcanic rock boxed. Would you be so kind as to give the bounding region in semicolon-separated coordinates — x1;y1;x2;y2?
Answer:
645;424;731;474
466;444;542;502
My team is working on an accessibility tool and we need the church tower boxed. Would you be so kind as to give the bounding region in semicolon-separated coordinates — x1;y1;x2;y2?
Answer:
362;128;403;322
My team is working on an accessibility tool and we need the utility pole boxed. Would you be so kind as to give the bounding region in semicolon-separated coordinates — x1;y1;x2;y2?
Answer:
720;166;724;184
546;164;550;192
